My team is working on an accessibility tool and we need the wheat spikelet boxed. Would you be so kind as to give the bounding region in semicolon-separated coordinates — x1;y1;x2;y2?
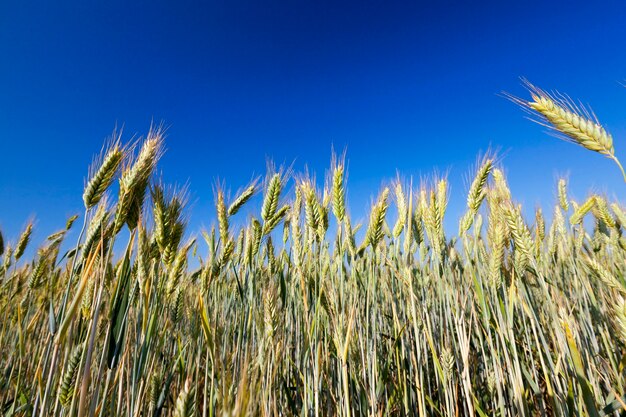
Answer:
2;245;13;273
148;372;162;412
436;179;448;222
216;189;229;243
282;218;290;244
467;158;493;211
570;195;596;225
228;182;257;216
46;230;66;247
292;185;302;222
120;129;163;194
58;344;83;407
474;212;483;235
81;201;110;263
170;287;185;323
290;189;304;266
216;237;235;271
392;181;407;238
364;187;389;250
173;378;195;417
382;220;392;241
263;287;279;342
423;190;439;252
316;204;329;241
28;257;46;290
81;269;95;318
520;82;614;151
343;215;357;257
592;195;615;228
553;204;566;239
412;203;424;246
152;185;168;253
251;218;262;257
331;154;346;222
460;159;492;236
492;169;511;202
63;215;78;232
611;203;626;228
263;245;278;272
440;347;455;378
302;182;323;243
115;128;163;232
504;206;533;271
584;256;624;293
153;187;187;266
241;227;252;267
164;221;184;266
261;173;282;222
302;182;318;230
235;229;245;262
263;204;290;236
83;137;123;209
513;81;626;181
423;181;447;257
488;221;505;287
558;179;569;211
15;222;33;261
166;240;193;295
547;223;557;259
534;208;545;256
614;297;626;345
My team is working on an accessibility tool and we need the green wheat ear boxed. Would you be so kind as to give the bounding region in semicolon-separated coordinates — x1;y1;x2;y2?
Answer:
228;181;257;216
261;173;282;222
363;187;390;251
509;80;626;182
58;344;84;407
115;127;163;233
215;187;229;243
330;150;346;223
174;378;195;417
15;221;33;261
83;132;124;209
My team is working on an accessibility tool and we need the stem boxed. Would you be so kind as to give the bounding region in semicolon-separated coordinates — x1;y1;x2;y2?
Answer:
610;154;626;183
76;281;105;417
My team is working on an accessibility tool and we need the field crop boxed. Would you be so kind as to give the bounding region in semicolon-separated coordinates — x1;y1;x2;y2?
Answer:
1;84;626;416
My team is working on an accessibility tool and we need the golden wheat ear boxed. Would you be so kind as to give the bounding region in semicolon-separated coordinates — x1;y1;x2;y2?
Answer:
506;79;626;182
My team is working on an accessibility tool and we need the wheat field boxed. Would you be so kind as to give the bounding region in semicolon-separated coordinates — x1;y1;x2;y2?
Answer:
1;84;626;416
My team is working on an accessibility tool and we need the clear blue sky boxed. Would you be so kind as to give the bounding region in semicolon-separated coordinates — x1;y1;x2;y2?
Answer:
1;0;626;244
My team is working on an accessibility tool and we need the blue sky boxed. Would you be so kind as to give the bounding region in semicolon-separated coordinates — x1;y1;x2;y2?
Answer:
1;0;626;246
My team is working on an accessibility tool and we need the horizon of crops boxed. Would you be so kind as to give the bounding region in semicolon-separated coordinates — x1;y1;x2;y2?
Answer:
2;84;626;416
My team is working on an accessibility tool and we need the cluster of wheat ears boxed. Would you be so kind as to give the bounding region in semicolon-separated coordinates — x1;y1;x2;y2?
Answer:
1;83;626;417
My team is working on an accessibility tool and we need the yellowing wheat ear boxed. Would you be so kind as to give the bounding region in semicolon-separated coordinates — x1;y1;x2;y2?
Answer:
510;80;626;182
